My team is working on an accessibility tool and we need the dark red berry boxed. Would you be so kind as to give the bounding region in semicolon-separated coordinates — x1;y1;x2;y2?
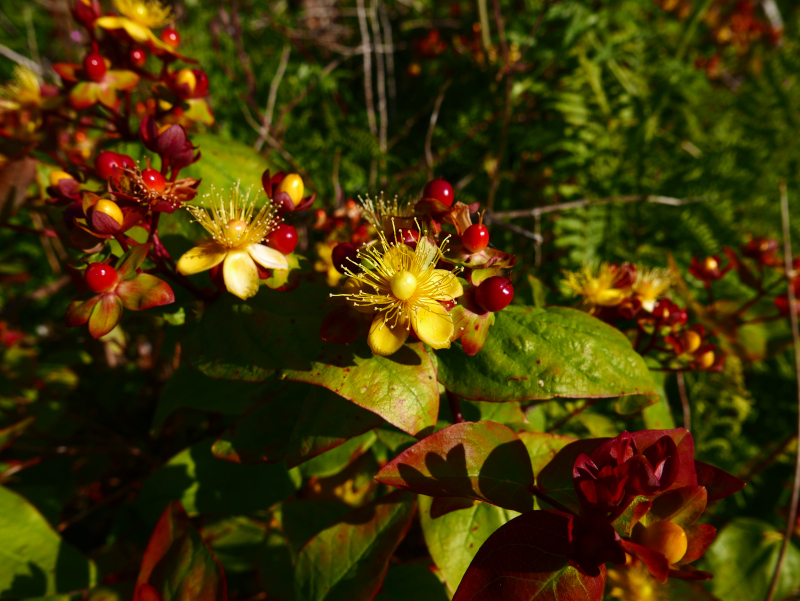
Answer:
462;224;489;253
94;151;122;179
83;53;107;81
161;27;180;47
85;263;118;293
266;223;298;255
475;276;514;312
423;179;454;207
117;154;136;170
130;48;147;68
194;70;209;96
332;243;359;274
397;228;420;248
142;168;166;192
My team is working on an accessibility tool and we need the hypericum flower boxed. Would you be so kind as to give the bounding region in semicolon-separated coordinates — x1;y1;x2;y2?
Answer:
53;61;139;111
359;192;415;232
335;229;463;356
562;263;631;308
0;66;41;112
632;267;672;312
176;184;288;300
95;0;175;51
606;554;666;601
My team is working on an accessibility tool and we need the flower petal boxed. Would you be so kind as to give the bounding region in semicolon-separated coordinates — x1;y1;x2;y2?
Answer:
121;19;153;43
223;250;260;300
248;243;289;270
96;83;118;109
412;300;454;349
106;69;140;91
431;269;463;300
176;240;227;275
368;313;410;356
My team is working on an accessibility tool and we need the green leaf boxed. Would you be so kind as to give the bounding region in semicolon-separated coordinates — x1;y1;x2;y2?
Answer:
374;421;534;513
374;563;450;601
517;431;577;475
181;133;273;192
297;431;377;478
419;496;518;595
192;288;439;436
294;490;416;601
0;486;96;598
437;306;656;402
135;439;296;522
702;518;800;601
212;383;382;467
642;370;676;429
0;416;34;452
153;365;269;430
202;516;267;574
136;501;227;601
281;500;352;559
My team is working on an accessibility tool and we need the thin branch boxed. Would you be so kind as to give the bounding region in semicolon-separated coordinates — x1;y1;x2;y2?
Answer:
766;179;800;601
0;275;70;319
487;76;512;210
378;1;397;118
485;212;543;242
0;43;42;75
332;147;342;205
356;0;378;138
241;102;310;179
424;81;451;180
534;214;542;267
476;0;491;52
677;371;691;431
370;1;388;153
255;44;291;152
491;194;706;219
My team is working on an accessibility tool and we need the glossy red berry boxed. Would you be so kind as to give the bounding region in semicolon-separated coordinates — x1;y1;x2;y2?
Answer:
130;48;147;68
142;168;166;192
397;228;420;249
161;27;180;47
83;53;106;81
85;263;118;293
266;223;298;255
423;179;454;207
94;151;122;179
332;243;359;274
475;276;514;312
462;224;489;253
117;154;136;170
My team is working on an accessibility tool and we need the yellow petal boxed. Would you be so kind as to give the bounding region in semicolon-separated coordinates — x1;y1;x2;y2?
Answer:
368;314;410;356
223;250;260;300
412;300;453;350
176;240;227;275
121;20;152;43
247;243;289;270
431;270;463;300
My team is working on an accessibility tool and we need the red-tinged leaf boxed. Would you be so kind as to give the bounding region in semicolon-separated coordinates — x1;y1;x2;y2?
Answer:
429;496;478;518
70;81;98;110
0;416;34;453
294;192;316;212
619;539;669;583
136;501;227;601
517;431;578;475
644;486;707;529
453;510;606;601
53;62;80;82
723;246;760;290
450;286;495;356
668;565;713;581
116;242;152;280
445;244;517;269
91;208;122;234
695;460;745;502
88;294;123;338
294;490;416;601
116;274;175;311
106;69;140;90
536;438;604;514
70;226;106;253
211;383;382;467
610;496;652;537
320;306;369;344
66;296;101;327
628;428;697;491
679;523;716;565
374;421;534;513
97;83;118;109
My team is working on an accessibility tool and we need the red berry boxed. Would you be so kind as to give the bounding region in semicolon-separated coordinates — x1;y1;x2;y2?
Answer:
161;27;180;47
332;243;359;274
142;168;166;192
397;228;420;248
83;53;106;81
266;223;298;255
423;179;454;207
94;151;122;179
194;70;209;96
475;276;514;312
117;154;136;170
462;224;489;253
130;48;147;68
85;263;118;293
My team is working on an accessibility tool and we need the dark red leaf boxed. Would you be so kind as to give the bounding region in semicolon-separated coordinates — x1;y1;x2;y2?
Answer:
620;539;670;583
320;306;369;344
116;274;175;311
679;523;717;565
646;486;707;528
695;460;745;502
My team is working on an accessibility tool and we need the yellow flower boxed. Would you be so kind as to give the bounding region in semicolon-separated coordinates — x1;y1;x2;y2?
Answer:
314;242;344;288
632;267;672;312
0;66;41;112
606;554;666;601
95;0;174;49
359;192;415;232
176;184;288;300
562;263;630;307
335;230;463;356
